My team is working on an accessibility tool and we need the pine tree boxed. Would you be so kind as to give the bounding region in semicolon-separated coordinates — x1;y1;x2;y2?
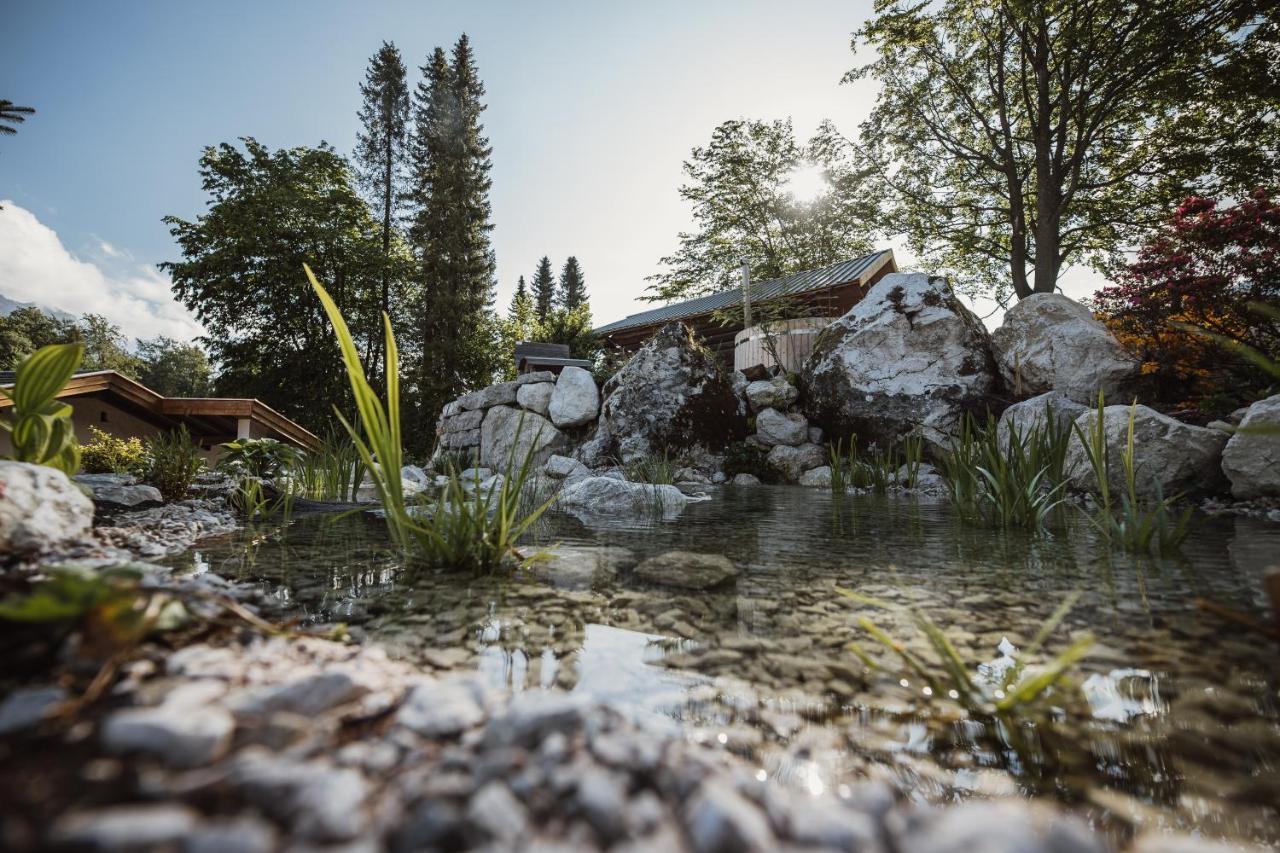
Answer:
558;256;587;311
531;256;556;323
354;41;410;387
508;276;532;321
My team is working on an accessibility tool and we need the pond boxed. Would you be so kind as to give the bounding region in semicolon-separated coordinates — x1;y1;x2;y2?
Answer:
163;486;1280;848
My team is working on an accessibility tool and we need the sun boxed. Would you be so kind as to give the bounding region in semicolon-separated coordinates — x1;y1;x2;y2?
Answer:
783;164;829;204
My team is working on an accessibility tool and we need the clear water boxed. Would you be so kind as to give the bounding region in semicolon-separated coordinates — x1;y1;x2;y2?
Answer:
165;487;1280;846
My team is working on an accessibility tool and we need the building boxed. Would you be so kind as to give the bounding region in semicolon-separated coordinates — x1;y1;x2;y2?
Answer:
0;369;320;460
593;250;897;370
512;342;593;376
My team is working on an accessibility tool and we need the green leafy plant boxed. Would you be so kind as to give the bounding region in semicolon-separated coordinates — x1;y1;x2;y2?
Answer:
307;264;555;571
146;425;205;501
837;587;1093;716
0;342;84;474
79;426;148;475
218;437;303;480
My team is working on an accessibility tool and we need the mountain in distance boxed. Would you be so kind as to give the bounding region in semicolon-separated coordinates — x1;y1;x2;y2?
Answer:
0;292;76;322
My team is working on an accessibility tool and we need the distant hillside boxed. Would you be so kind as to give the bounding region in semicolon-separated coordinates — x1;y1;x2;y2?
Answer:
0;293;76;322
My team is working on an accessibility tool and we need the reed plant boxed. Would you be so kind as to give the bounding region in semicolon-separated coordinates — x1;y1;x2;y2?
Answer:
828;433;923;493
146;425;204;501
624;451;677;485
306;265;554;572
295;429;364;502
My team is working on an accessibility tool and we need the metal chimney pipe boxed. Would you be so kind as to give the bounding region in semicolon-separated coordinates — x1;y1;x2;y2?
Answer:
740;260;752;329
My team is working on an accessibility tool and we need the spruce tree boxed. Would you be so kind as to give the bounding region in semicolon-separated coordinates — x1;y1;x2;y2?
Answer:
354;41;410;387
531;256;556;323
558;256;587;311
508;276;531;321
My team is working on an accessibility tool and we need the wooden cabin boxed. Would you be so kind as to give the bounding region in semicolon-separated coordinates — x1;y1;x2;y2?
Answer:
594;250;897;368
513;342;593;376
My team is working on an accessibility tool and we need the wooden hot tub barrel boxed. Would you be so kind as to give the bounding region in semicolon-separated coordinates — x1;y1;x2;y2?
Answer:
733;317;836;374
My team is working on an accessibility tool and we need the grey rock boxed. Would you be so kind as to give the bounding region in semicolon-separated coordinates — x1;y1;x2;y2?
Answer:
685;779;775;853
442;408;485;433
711;471;727;484
549;366;600;428
754;408;808;447
394;801;467;851
1221;392;1280;499
801;273;997;450
458;381;520;411
227;670;369;718
459;467;494;482
991;292;1139;404
400;465;432;488
484;691;592;748
531;545;632;589
51;804;200;851
997;391;1088;448
557;476;688;521
102;703;235;767
745;377;798;412
798;465;832;488
893;800;1105;853
577;765;628;841
183;816;276;853
515;370;558;385
0;684;66;735
633;550;738;590
766;442;825;483
807;425;823;444
730;473;761;486
480;406;567;470
0;461;95;553
74;473;164;509
230;751;370;841
516;381;555;417
397;678;487;737
544;454;590;481
467;781;528;843
674;467;711;485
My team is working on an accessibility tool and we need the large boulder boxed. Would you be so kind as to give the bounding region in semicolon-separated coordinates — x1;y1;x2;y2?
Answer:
995;391;1088;448
479;406;567;470
801;273;997;449
1221;393;1280;499
990;293;1139;404
515;382;553;417
1064;404;1228;499
744;377;797;413
0;461;95;554
595;323;746;463
73;473;164;511
548;367;600;428
766;442;826;483
754;408;808;447
556;476;688;521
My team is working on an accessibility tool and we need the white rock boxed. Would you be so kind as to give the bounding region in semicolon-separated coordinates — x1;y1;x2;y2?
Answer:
101;703;235;767
230;751;370;841
754;408;808;447
479;406;567;470
766;443;826;483
730;473;761;486
74;473;163;508
807;426;823;444
225;670;369;718
397;678;487;737
467;781;528;843
400;465;432;487
685;779;776;853
51;804;200;850
1221;393;1280;499
548;366;600;428
996;391;1088;448
544;454;590;481
1064;404;1228;499
798;466;832;488
0;461;95;553
745;377;798;412
515;381;554;417
990;292;1139;403
556;476;688;520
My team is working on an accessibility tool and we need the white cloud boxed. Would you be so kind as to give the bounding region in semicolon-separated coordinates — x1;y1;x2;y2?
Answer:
0;202;202;343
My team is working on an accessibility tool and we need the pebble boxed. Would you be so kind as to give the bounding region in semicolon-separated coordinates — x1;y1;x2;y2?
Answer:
467;780;529;843
101;704;235;767
396;678;487;737
0;684;66;735
227;670;369;717
50;803;200;850
685;779;776;853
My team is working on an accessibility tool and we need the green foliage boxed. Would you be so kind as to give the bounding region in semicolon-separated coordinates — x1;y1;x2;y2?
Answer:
0;309;141;377
310;264;554;571
531;256;556;323
218;437;303;480
936;410;1071;529
559;256;587;311
229;476;294;521
837;587;1093;716
432;449;475;476
723;441;772;481
294;430;364;502
828;434;923;494
79;426;148;475
0;342;84;474
0;100;36;136
145;426;204;501
624;452;677;485
646;118;876;303
136;336;213;397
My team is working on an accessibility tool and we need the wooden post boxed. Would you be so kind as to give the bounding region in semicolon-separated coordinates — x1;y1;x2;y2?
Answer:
740;261;752;329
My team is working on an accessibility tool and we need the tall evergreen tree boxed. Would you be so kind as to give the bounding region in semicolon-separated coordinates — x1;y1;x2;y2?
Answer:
558;256;587;311
407;35;499;451
531;256;556;323
508;275;531;321
354;41;410;387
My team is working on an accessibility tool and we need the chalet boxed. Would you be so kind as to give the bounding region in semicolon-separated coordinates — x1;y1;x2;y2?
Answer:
594;249;897;372
0;369;320;460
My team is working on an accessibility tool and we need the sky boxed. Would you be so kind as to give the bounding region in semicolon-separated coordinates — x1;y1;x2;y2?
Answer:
1;0;1099;344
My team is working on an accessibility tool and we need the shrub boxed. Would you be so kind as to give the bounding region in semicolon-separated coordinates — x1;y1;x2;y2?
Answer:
79;426;148;475
146;426;204;501
723;440;772;480
0;342;84;474
218;437;303;480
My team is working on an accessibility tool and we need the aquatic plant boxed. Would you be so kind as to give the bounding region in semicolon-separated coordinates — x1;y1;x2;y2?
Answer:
294;429;364;501
837;586;1093;716
307;264;554;571
624;451;678;485
229;476;296;520
219;437;303;480
145;425;205;501
1072;393;1191;554
937;408;1071;529
0;342;84;475
828;433;923;493
79;426;148;476
432;449;475;476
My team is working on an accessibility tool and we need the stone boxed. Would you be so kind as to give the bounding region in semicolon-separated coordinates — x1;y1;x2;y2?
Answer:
515;370;557;385
1221;393;1280;499
467;781;528;843
0;461;95;553
397;678;487;737
576;765;628;841
990;292;1139;403
674;467;711;485
685;779;775;853
632;551;738;590
798;466;832;488
745;377;798;412
754;408;808;447
400;465;432;488
442;408;485;432
226;670;369;718
101;703;235;768
996;391;1088;448
544;454;590;481
230;751;370;841
484;691;592;748
51;804;200;850
807;426;823;444
801;273;997;449
548;366;600;428
1064;404;1229;499
892;800;1105;853
556;476;688;520
183;817;276;853
730;473;761;486
595;322;746;463
458;381;520;411
480;405;567;470
0;684;66;735
532;545;632;589
516;381;555;417
73;473;164;510
766;442;825;483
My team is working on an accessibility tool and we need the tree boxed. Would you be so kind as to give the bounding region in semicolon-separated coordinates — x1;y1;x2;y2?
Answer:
0;100;34;135
406;36;501;449
72;315;144;375
535;305;599;363
849;0;1279;305
559;256;587;311
354;41;411;388
0;307;73;368
530;256;556;322
1094;190;1280;415
508;275;531;322
647;118;876;303
163;138;406;429
136;336;214;397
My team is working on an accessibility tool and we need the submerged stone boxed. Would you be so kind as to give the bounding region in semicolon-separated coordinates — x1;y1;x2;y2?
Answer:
632;551;738;590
